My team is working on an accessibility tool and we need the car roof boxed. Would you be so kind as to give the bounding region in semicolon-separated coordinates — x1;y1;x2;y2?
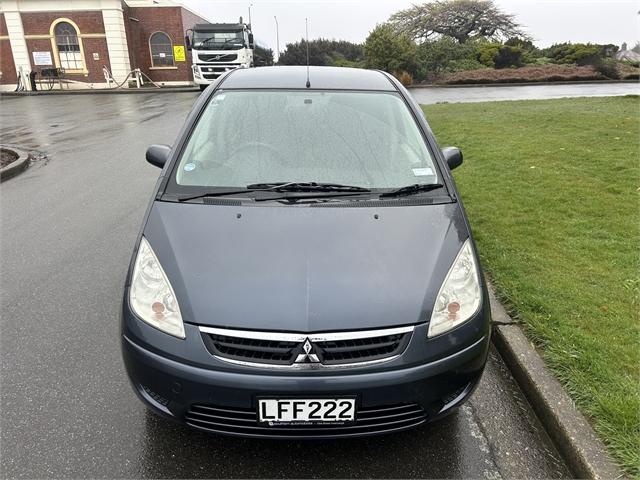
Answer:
221;66;397;91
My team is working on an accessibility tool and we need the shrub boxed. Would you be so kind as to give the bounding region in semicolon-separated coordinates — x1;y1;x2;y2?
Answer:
278;39;364;66
494;45;524;68
364;24;417;75
593;59;620;79
543;43;619;66
476;43;524;69
446;58;487;72
505;37;541;64
439;64;607;85
533;57;552;65
328;54;366;68
415;37;477;77
394;70;414;86
617;61;640;80
476;43;501;67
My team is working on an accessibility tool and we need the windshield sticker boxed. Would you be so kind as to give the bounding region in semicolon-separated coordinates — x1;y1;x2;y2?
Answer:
412;167;434;177
183;163;196;172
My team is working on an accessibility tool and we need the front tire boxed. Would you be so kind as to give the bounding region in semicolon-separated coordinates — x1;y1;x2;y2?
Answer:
199;84;207;92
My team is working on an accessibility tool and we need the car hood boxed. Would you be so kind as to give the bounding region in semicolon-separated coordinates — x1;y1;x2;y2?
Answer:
141;201;469;332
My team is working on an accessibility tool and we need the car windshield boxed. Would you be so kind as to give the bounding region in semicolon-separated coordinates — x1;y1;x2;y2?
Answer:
193;31;244;49
173;90;440;190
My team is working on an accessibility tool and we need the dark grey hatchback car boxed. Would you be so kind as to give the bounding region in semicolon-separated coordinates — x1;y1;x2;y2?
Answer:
121;66;491;438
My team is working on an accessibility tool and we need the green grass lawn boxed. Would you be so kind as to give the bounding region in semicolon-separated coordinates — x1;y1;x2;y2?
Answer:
422;96;639;476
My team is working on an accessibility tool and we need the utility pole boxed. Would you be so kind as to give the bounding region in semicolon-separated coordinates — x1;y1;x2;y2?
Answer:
274;15;280;63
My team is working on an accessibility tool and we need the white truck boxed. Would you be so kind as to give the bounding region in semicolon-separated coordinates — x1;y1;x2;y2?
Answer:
186;22;255;90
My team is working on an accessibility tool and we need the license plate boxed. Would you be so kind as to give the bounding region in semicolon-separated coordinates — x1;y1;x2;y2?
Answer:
258;398;356;425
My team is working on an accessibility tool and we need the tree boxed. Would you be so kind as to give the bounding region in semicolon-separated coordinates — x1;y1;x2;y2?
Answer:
277;39;364;66
254;45;274;66
416;37;482;76
364;24;417;75
390;0;528;44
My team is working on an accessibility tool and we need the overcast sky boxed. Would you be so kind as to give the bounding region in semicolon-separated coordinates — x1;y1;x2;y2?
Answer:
182;0;639;56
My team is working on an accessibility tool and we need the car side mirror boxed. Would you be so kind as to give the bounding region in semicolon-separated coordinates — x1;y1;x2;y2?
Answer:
185;35;192;51
248;33;255;48
146;144;171;168
442;147;463;170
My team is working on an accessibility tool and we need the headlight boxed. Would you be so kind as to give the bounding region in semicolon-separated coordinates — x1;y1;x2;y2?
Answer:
428;239;481;338
129;237;185;339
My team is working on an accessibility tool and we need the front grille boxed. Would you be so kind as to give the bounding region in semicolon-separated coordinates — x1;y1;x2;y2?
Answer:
185;403;426;438
316;334;410;365
199;326;414;368
199;53;238;62
203;334;299;365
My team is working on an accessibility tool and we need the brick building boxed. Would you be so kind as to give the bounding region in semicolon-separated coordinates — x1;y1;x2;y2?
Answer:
0;0;210;90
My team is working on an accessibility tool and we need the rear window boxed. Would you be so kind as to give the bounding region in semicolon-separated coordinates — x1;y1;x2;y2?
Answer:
173;90;439;189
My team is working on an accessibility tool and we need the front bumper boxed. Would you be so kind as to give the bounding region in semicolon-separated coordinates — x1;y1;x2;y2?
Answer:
193;63;245;84
121;315;490;438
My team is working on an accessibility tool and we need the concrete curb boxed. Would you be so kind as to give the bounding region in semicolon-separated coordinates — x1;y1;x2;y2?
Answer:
488;285;623;479
0;147;29;181
409;80;639;89
0;87;199;96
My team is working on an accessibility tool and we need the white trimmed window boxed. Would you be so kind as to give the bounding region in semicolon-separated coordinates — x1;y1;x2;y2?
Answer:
150;32;174;67
54;21;83;70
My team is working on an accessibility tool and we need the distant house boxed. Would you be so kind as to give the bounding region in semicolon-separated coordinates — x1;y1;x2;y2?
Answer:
0;0;210;91
615;43;640;62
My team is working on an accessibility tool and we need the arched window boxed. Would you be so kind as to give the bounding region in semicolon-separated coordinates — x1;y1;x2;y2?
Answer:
54;21;83;70
149;32;174;67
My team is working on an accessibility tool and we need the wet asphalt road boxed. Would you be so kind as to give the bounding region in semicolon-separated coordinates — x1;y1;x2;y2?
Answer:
1;93;569;478
409;80;640;104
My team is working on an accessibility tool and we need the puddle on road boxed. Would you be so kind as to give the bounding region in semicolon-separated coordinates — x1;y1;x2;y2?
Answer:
1;92;197;167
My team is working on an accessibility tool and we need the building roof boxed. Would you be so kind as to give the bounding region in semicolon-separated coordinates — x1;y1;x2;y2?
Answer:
221;66;396;91
124;0;179;6
123;0;213;23
616;50;640;62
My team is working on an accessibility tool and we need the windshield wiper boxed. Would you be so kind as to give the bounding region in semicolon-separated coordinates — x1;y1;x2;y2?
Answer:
379;183;444;198
247;182;371;193
198;37;241;48
175;182;371;202
176;189;260;202
254;192;370;203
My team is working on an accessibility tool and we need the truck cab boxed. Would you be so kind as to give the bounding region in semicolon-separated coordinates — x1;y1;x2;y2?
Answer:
187;23;254;90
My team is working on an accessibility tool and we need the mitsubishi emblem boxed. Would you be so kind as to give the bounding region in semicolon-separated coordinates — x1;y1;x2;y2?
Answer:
295;338;320;364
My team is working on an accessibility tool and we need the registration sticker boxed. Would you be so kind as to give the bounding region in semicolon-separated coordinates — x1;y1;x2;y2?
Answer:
183;163;196;172
412;167;434;177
